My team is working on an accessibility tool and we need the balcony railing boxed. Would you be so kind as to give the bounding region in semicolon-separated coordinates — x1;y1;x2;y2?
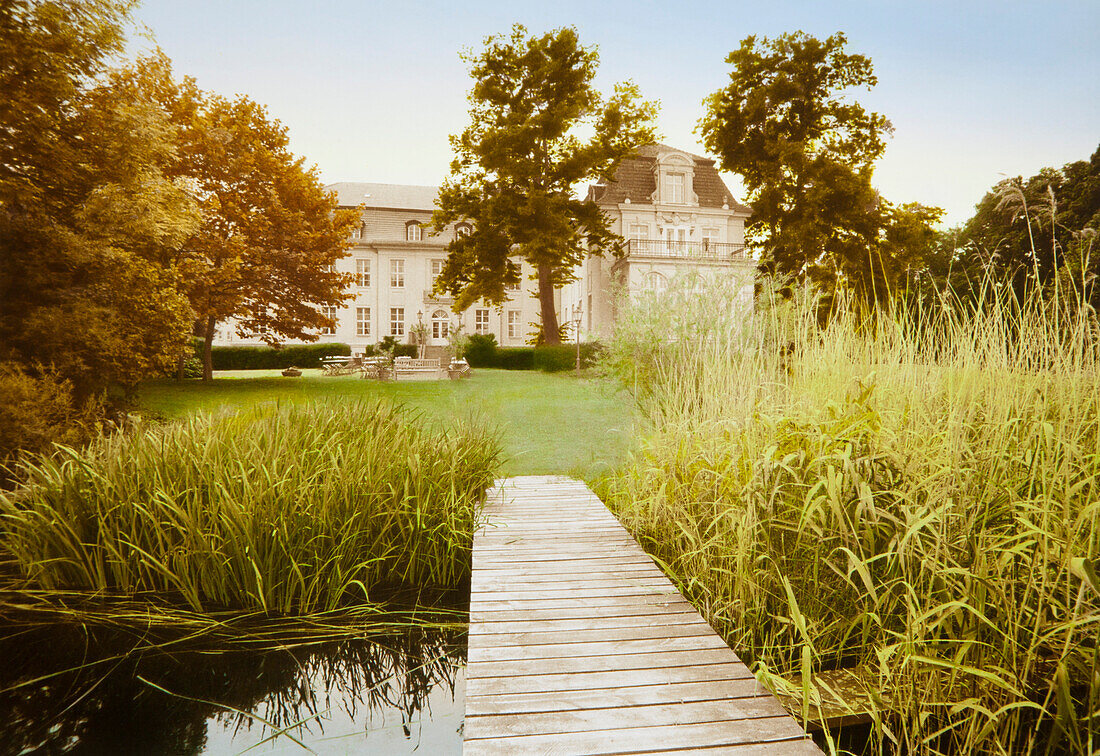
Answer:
624;239;747;260
423;289;453;305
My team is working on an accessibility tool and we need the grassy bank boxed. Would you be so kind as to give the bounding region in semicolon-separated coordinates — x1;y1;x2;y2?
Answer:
135;368;633;478
1;400;500;615
597;278;1100;755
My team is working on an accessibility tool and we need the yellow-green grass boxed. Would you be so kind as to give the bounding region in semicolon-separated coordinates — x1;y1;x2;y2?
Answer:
135;368;634;479
597;277;1100;755
1;400;499;615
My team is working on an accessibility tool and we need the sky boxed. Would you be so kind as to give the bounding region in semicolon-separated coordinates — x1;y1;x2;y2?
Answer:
131;0;1098;227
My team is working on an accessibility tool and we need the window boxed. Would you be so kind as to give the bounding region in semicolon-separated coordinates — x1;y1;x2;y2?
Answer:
628;223;650;240
356;258;370;287
644;271;668;292
350;224;362;241
455;223;472;238
356;307;371;337
431;310;449;339
507;310;520;339
320;306;337;335
475;308;490;334
406;222;422;241
390;307;404;336
702;227;720;244
390;258;404;288
430;259;444;287
665;173;684;204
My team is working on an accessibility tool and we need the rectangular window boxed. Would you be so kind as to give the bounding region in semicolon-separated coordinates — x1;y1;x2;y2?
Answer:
350;224;362;241
628;223;649;240
430;259;444;286
320;306;337;335
507;310;520;339
356;258;370;287
356;307;371;337
390;258;404;288
666;174;684;204
702;227;720;243
475;308;490;335
390;307;404;336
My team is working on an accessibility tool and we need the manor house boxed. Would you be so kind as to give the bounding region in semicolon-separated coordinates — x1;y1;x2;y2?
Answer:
212;144;752;352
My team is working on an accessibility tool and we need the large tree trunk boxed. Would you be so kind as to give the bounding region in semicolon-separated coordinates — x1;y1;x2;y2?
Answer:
537;264;561;345
202;314;216;381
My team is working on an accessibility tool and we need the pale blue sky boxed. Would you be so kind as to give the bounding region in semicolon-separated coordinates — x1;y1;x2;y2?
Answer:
132;0;1098;226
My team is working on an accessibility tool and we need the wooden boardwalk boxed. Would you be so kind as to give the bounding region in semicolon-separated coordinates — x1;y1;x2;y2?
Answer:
465;476;822;755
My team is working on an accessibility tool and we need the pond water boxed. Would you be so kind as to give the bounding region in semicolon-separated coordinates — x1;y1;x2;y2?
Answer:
0;619;466;755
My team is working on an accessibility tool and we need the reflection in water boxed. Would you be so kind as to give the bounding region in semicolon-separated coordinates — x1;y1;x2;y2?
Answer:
0;619;466;755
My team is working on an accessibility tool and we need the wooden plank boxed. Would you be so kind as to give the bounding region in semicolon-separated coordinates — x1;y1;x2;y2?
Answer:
465;678;776;715
464;697;791;739
466;476;820;754
463;718;810;754
464;664;757;696
467;634;730;662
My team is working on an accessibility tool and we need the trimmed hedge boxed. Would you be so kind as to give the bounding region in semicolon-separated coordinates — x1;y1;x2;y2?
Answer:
533;343;605;372
496;347;535;370
207;343;351;370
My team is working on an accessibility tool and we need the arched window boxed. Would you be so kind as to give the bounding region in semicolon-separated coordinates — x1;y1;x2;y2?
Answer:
455;222;472;238
643;271;668;292
405;221;423;241
431;309;449;339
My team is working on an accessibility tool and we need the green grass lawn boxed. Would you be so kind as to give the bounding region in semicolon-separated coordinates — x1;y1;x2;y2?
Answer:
135;369;635;478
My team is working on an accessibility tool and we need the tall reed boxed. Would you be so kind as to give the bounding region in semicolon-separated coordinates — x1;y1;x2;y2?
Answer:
598;276;1099;755
0;400;500;615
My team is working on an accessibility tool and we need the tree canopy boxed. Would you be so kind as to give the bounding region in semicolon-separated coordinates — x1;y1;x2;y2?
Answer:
432;25;657;343
0;0;198;395
700;31;939;307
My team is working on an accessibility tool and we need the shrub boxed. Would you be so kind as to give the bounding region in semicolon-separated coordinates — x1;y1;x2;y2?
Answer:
0;363;101;472
378;336;418;358
533;342;605;372
208;343;351;370
465;334;498;367
0;400;501;615
496;347;534;370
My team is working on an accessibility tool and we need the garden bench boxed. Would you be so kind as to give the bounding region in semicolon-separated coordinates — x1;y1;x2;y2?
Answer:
392;358;442;381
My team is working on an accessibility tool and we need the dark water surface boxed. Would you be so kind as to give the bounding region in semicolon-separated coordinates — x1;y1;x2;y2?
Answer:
0;619;465;755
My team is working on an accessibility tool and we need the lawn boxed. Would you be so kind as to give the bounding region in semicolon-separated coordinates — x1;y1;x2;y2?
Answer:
134;369;635;478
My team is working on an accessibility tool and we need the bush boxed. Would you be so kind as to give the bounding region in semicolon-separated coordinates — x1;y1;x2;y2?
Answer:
0;363;101;472
533;342;605;372
207;343;351;370
496;347;535;370
465;334;498;367
0;400;502;615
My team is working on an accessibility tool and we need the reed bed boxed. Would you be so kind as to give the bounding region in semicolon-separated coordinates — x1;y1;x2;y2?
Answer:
0;399;500;615
597;277;1100;755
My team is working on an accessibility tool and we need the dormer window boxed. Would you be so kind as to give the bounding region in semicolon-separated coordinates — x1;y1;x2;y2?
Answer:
455;223;472;238
665;174;684;204
406;221;423;241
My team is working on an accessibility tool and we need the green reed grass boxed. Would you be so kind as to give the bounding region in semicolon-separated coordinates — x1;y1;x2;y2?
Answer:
0;399;500;616
598;276;1099;755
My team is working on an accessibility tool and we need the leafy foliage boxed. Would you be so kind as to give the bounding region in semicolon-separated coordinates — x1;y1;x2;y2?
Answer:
701;32;941;308
0;1;199;395
432;25;657;343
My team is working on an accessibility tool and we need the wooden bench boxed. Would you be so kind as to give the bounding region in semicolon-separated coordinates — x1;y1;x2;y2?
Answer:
392;357;442;380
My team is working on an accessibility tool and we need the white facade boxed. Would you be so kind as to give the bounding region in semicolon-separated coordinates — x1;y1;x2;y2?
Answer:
212;183;553;353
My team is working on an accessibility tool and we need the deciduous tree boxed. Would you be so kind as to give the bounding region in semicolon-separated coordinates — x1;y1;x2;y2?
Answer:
0;1;199;395
701;32;935;306
433;25;657;343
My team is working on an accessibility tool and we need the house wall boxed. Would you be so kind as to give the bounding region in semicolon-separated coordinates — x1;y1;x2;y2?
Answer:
213;205;554;353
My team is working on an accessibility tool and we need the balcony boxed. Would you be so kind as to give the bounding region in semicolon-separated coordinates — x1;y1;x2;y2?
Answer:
423;289;453;306
624;239;747;260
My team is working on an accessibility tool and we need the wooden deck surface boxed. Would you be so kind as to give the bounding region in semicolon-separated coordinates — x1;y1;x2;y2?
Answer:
465;475;822;755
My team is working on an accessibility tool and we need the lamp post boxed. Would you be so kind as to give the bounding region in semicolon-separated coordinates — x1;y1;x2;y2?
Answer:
573;304;583;374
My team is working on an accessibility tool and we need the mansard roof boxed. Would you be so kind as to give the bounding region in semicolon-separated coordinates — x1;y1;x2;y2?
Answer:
586;143;751;213
326;182;438;211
